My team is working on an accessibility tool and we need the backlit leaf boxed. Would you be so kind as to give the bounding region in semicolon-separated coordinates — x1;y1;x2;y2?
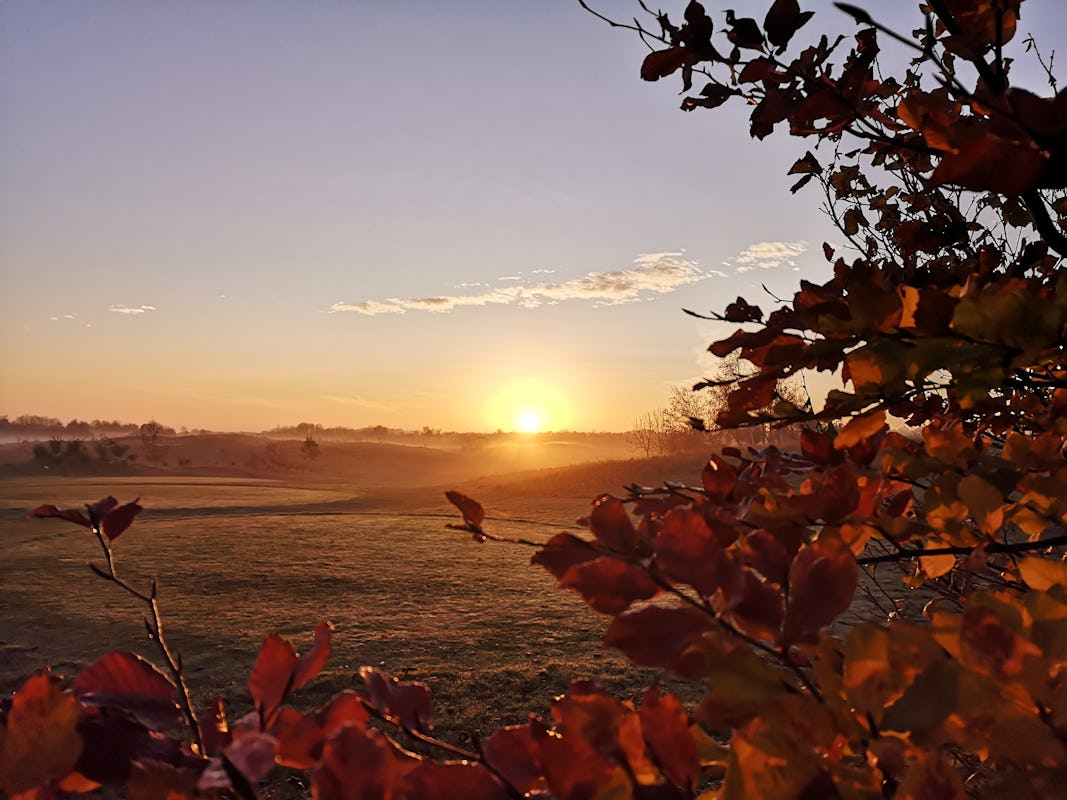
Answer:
603;605;712;676
359;667;433;732
1018;556;1067;590
559;556;661;614
780;535;858;647
0;672;82;796
588;495;640;553
291;620;332;692
640;686;700;790
248;634;297;726
70;652;179;730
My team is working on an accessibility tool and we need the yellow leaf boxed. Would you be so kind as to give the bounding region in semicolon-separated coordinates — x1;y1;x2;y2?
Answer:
921;553;956;579
834;410;887;449
1018;556;1067;591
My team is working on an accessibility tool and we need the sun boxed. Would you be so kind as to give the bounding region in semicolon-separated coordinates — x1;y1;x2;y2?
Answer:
485;377;570;433
515;408;544;433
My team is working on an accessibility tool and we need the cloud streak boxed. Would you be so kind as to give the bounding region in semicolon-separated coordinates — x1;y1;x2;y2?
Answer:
331;253;710;316
109;304;157;315
733;241;807;273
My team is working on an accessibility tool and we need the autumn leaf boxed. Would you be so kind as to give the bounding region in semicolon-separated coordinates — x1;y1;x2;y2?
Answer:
359;667;433;732
445;490;485;531
70;652;179;730
779;535;858;647
0;672;82;796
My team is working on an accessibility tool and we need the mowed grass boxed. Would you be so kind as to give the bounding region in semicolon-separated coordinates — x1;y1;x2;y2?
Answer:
0;476;670;741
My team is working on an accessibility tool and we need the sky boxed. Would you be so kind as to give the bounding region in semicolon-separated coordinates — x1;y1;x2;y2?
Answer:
2;1;1065;433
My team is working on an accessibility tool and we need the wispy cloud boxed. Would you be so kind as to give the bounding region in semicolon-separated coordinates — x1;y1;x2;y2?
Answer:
331;252;712;316
109;304;157;315
732;241;807;272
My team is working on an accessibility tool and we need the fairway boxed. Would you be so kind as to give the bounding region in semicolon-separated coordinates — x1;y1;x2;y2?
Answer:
0;475;656;737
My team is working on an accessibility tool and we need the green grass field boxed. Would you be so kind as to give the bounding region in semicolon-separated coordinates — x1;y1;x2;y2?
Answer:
0;475;673;742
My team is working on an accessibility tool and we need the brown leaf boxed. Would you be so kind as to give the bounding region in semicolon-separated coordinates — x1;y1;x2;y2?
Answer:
779;535;858;647
359;667;433;732
588;496;640;553
531;532;598;580
603;605;712;676
654;507;734;596
559;557;661;614
482;724;542;796
445;490;485;530
640;686;700;790
400;761;508;800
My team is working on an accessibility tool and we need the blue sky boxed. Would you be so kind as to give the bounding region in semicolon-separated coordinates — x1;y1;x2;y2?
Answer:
2;0;1064;432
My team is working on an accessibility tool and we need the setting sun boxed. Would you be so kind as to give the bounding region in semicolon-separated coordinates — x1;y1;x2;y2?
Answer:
485;377;570;433
515;408;544;433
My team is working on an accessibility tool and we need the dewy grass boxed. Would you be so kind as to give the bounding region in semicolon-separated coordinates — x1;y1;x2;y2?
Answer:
0;474;670;737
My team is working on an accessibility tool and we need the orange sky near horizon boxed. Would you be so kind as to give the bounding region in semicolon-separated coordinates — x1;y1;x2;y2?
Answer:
3;1;1064;433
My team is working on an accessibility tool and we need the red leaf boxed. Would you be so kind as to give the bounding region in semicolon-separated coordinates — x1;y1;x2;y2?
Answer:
779;535;858;647
248;634;297;726
360;667;433;732
640;686;700;790
800;428;843;466
313;725;415;799
274;690;370;769
530;717;616;800
701;456;739;498
531;532;598;580
482;725;542;796
718;568;785;642
401;761;509;800
559;557;661;615
70;652;179;730
603;606;712;677
291;620;332;692
741;528;797;586
588;496;640;553
445;490;485;530
100;499;143;541
28;504;90;528
128;759;200;800
654;508;734;596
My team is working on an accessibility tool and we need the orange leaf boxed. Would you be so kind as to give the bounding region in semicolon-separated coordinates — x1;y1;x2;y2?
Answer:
0;672;82;796
834;410;886;450
1018;556;1067;590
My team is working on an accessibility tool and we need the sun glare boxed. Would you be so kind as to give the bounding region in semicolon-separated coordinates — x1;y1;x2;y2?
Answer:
486;377;570;433
516;408;543;433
